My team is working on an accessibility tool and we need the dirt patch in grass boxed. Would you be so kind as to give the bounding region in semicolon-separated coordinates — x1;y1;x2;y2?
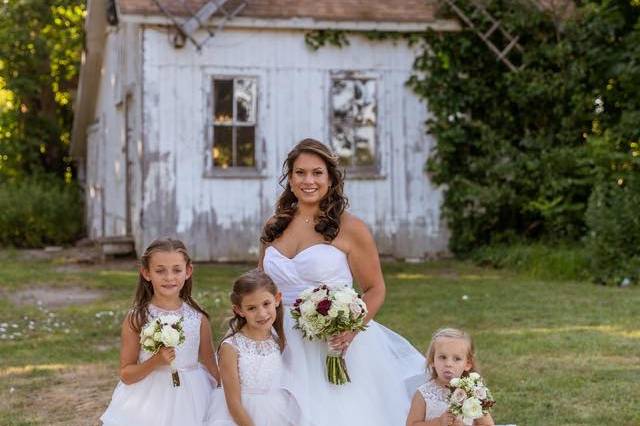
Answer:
8;286;104;308
0;363;116;426
35;364;115;425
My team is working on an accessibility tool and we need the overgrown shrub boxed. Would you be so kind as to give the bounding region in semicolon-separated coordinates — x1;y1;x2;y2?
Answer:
586;177;640;286
407;1;599;253
0;177;83;247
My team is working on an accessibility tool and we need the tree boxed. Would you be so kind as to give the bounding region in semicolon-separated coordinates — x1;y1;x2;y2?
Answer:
0;0;85;181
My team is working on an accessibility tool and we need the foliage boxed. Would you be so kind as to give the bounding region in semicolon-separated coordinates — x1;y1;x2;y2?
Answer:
0;0;85;181
0;176;84;247
469;242;590;282
579;0;640;285
586;177;640;286
407;1;601;253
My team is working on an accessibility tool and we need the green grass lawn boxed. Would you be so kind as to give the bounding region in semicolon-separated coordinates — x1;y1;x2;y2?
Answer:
0;249;638;425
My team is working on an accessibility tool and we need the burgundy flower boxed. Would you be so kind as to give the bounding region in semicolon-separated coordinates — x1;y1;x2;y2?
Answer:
316;299;332;316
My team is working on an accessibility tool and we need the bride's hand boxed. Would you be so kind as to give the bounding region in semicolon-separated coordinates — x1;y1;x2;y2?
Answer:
329;331;358;352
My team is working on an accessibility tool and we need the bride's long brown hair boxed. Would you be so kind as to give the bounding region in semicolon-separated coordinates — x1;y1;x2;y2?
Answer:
260;138;349;243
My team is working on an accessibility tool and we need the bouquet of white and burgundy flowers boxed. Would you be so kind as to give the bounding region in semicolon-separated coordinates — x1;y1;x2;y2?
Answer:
291;284;368;385
140;314;186;386
448;372;495;425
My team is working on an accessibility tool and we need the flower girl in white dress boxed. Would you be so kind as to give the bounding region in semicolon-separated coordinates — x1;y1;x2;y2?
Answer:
406;328;494;426
101;238;219;426
207;269;299;426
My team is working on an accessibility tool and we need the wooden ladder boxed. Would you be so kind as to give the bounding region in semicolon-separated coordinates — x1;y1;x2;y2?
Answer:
152;0;248;50
444;0;525;72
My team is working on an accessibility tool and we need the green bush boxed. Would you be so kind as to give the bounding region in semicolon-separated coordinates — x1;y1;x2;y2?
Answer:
586;176;640;286
406;0;640;255
0;177;84;247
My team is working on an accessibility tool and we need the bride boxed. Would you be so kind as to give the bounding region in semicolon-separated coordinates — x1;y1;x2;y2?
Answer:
259;139;426;426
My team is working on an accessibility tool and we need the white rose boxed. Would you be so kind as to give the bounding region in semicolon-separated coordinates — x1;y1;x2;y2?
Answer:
334;290;355;304
327;304;340;319
142;323;156;337
310;289;328;303
328;303;347;319
451;387;467;405
153;331;162;341
300;300;316;316
473;385;487;400
461;397;483;419
160;325;180;347
450;377;461;387
143;337;155;348
468;372;481;381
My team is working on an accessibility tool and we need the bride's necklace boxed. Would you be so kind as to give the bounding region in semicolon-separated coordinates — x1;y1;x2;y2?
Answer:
299;212;317;224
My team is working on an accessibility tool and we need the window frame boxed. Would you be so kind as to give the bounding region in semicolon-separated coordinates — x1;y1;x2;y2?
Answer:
328;70;385;179
204;74;264;179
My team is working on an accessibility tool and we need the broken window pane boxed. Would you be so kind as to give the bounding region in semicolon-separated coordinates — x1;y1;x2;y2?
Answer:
235;79;256;124
214;79;233;125
213;126;232;168
330;76;377;167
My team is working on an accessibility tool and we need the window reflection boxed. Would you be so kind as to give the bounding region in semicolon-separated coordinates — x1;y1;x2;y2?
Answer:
235;79;256;124
331;76;377;168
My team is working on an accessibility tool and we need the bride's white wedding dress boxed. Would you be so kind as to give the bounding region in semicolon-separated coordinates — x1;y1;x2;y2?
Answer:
263;243;426;426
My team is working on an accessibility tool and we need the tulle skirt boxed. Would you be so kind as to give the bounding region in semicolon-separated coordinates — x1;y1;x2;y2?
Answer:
281;314;427;426
100;364;215;426
206;387;299;426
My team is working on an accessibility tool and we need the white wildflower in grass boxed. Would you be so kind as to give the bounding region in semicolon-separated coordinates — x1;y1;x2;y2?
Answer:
448;373;495;425
291;284;368;385
139;314;186;387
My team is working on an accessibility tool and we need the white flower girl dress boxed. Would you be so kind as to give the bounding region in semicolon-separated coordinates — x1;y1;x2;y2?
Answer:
101;303;216;426
418;379;450;420
206;332;298;425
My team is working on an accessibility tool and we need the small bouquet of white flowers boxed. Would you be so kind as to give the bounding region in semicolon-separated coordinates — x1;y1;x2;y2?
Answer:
447;372;495;425
291;284;368;385
140;314;186;387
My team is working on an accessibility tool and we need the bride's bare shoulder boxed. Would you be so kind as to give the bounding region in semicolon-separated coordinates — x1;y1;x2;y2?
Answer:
339;212;373;243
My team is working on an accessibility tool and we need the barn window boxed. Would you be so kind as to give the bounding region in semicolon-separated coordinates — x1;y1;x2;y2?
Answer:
330;73;377;169
211;77;257;168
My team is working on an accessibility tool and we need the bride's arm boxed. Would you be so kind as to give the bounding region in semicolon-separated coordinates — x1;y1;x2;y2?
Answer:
330;214;385;351
343;214;386;323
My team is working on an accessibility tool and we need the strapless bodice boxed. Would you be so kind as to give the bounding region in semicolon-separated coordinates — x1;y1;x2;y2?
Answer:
263;244;353;305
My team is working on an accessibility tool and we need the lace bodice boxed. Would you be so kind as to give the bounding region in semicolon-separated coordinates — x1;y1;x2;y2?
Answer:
222;332;282;394
418;380;450;420
139;303;202;369
263;244;353;305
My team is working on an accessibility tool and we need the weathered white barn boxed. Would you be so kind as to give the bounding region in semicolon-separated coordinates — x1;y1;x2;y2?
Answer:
71;0;457;261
